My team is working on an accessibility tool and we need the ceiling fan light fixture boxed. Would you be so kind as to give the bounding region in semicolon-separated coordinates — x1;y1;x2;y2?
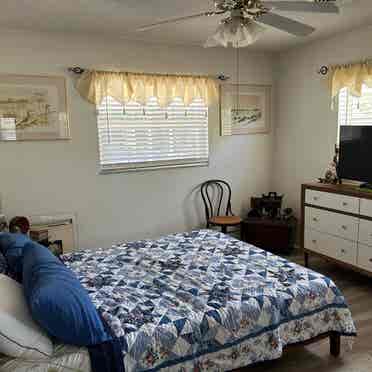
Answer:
204;16;266;48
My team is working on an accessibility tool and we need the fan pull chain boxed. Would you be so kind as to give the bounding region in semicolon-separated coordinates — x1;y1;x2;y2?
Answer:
236;43;240;112
105;96;111;144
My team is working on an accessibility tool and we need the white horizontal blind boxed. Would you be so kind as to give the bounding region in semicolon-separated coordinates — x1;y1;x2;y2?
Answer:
97;96;209;172
0;118;16;140
338;85;372;127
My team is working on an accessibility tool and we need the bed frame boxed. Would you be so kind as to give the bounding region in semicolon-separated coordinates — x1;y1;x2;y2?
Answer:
287;331;341;356
236;332;340;371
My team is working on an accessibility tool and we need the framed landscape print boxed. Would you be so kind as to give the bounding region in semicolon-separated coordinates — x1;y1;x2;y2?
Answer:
0;74;69;141
220;84;271;136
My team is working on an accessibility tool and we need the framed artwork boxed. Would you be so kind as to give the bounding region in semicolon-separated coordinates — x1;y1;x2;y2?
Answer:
220;84;272;136
0;74;69;141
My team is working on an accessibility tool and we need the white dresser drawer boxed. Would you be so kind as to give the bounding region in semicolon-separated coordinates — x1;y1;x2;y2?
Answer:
305;228;357;265
357;243;372;272
305;207;359;241
360;199;372;218
358;219;372;247
305;189;359;214
305;229;329;256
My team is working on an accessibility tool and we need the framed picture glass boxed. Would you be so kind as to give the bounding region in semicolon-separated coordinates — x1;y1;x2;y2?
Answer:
0;74;69;141
220;84;272;136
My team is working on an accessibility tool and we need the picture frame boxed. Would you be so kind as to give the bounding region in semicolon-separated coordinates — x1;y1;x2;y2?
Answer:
220;84;272;136
0;74;70;141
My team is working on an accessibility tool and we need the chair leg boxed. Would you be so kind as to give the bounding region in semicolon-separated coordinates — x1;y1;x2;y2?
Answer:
221;225;227;234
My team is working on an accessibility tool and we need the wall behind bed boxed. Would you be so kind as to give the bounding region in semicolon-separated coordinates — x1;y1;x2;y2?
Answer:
0;30;275;249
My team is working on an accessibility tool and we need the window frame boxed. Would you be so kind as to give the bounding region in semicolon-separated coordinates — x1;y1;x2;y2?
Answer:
95;96;210;174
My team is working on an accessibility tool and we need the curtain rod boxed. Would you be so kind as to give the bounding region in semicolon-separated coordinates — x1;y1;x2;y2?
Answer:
318;59;372;76
67;67;230;81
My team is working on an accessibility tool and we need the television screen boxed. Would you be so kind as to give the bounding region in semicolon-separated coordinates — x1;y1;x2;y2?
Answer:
339;125;372;184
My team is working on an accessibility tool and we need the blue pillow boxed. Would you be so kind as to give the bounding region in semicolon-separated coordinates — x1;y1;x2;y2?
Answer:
22;241;111;346
0;233;31;281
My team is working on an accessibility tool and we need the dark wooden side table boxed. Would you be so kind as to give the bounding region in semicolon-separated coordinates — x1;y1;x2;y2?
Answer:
241;217;297;254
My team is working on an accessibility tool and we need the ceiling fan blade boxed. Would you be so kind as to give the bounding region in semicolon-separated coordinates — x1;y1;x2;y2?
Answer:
257;12;315;36
263;1;340;14
136;11;222;32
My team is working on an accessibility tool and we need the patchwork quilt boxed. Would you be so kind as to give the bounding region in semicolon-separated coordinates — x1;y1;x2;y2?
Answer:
62;230;356;372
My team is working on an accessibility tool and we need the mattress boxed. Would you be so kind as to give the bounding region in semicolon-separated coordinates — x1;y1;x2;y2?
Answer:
59;229;356;372
0;345;91;372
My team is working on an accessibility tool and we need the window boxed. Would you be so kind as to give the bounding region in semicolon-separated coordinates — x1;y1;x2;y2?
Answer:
338;85;372;127
97;96;209;173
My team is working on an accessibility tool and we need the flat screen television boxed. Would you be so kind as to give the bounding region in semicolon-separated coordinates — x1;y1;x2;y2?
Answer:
339;125;372;185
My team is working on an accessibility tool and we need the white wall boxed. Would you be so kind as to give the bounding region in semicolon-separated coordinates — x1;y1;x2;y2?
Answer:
273;24;372;217
0;30;275;248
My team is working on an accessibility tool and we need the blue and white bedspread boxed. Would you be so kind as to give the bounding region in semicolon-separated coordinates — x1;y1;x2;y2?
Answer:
62;230;356;372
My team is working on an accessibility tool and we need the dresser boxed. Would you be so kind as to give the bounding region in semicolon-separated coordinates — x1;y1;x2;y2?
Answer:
301;183;372;276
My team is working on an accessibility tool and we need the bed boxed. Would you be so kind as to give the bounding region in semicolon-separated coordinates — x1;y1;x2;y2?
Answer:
0;229;356;371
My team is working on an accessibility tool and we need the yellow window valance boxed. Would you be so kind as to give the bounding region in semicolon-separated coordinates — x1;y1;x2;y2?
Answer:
329;61;372;109
75;70;219;107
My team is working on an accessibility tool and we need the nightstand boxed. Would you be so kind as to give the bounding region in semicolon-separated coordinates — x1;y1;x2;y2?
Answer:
241;217;297;254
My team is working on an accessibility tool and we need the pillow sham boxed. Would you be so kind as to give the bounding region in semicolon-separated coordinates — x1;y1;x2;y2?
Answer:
0;274;53;359
0;232;31;281
23;241;111;346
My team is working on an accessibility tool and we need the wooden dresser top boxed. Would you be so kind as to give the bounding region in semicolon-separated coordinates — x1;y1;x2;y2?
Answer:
302;182;372;201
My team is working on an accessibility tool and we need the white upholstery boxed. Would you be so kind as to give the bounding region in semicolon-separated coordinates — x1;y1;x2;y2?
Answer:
0;274;53;359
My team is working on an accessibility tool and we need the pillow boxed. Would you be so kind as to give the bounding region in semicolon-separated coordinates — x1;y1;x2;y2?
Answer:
0;252;8;274
23;241;111;346
0;274;53;359
0;232;31;281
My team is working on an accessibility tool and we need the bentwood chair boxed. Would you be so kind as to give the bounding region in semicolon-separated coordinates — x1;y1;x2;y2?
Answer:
200;179;242;235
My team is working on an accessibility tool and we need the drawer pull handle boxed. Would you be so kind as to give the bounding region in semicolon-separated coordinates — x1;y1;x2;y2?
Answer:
341;225;348;230
342;202;348;206
313;197;319;201
312;239;317;244
369;258;372;263
313;217;319;222
341;249;346;254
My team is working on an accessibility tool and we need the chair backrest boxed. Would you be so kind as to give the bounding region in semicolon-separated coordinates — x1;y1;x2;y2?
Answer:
200;180;233;224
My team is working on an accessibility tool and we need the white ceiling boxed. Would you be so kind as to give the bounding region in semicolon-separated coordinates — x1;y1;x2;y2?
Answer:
1;0;372;51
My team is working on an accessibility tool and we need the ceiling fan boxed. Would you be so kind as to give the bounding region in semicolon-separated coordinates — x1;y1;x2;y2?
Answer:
136;0;349;47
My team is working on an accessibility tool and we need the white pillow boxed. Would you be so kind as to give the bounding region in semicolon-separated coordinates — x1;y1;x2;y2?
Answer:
0;274;53;359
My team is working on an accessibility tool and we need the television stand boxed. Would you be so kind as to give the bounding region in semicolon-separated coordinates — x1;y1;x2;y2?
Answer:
360;183;372;190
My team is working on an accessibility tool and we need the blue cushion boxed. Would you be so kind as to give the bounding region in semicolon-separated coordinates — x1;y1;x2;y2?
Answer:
22;242;111;346
0;233;31;281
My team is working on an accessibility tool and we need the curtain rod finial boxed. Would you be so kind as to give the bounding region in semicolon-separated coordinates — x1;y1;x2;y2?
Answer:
318;66;329;76
217;74;230;81
68;67;85;74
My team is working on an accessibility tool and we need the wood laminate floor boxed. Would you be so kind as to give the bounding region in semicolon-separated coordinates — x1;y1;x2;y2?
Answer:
242;253;372;372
